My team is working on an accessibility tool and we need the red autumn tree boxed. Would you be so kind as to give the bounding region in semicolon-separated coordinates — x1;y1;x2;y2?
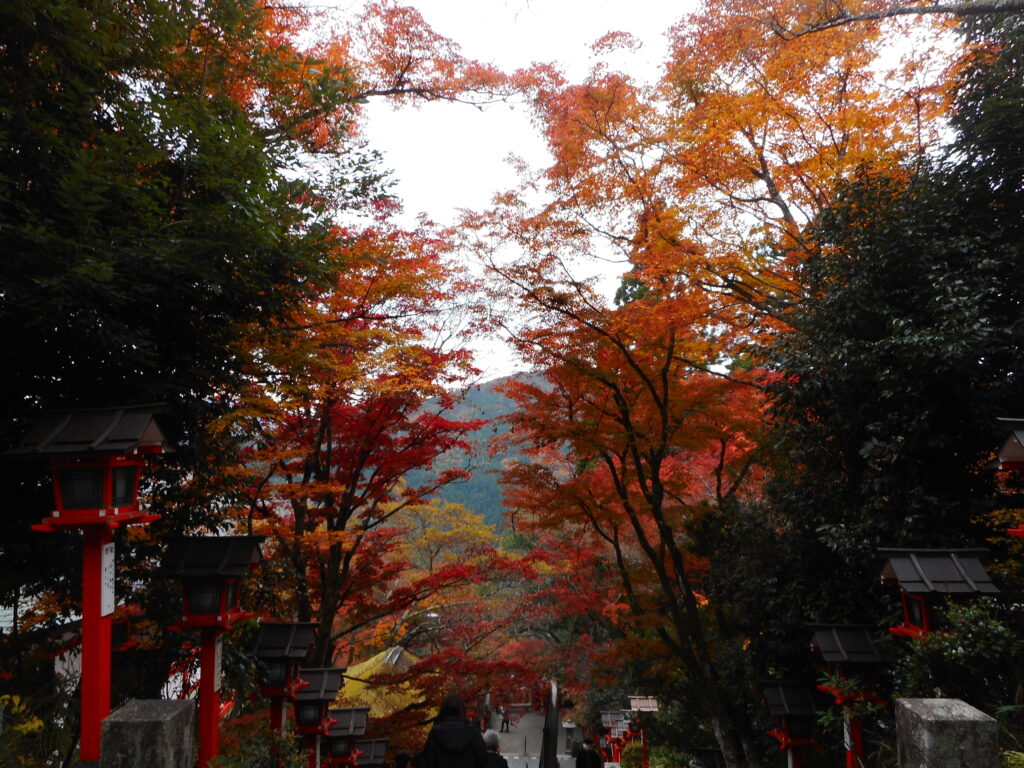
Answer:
327;499;544;752
491;275;766;765
211;211;489;666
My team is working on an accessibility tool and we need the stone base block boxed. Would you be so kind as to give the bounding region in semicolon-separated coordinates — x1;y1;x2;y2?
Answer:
100;699;196;768
896;698;997;768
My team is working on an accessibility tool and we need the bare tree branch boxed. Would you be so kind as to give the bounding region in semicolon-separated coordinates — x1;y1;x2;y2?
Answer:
773;0;1024;39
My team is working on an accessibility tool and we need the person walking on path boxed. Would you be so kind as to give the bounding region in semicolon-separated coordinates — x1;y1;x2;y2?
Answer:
417;694;488;768
498;706;510;733
482;730;510;768
576;738;602;768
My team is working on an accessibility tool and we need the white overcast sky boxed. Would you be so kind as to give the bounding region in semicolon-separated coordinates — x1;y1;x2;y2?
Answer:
361;0;692;226
349;1;697;378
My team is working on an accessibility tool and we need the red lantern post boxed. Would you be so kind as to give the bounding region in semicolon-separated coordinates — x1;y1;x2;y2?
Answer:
157;536;264;768
879;548;999;638
626;696;658;768
293;668;346;768
762;682;819;768
253;622;319;732
320;708;370;768
809;624;886;768
8;406;173;765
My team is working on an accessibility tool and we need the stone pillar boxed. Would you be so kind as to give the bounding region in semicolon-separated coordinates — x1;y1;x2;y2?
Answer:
896;698;997;768
99;699;196;768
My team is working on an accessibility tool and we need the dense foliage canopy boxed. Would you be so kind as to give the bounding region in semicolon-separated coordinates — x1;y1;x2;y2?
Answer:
6;2;1024;767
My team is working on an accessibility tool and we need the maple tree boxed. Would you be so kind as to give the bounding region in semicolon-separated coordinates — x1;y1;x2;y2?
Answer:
204;213;489;666
483;0;956;355
485;271;766;765
461;1;982;765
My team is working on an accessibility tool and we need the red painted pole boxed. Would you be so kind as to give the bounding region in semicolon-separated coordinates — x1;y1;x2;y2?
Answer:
270;696;285;734
198;627;222;768
305;734;321;768
79;525;113;764
845;712;864;768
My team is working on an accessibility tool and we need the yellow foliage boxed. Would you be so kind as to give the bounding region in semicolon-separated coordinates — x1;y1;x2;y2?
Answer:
0;695;45;734
338;646;421;718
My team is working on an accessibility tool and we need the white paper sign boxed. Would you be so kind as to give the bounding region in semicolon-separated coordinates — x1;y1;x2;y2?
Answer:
101;542;115;617
214;635;223;692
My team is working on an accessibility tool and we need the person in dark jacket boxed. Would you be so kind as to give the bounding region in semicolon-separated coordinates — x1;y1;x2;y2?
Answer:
482;730;509;768
417;694;488;768
575;738;602;768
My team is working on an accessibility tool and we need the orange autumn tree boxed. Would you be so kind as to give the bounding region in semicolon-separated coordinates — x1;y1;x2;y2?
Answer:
488;0;955;348
461;2;966;765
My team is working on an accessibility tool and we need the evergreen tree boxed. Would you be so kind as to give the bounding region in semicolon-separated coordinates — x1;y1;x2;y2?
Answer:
750;12;1024;710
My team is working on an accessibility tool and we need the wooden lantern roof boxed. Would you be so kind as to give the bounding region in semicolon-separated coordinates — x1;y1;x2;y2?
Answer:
761;682;817;717
252;622;318;661
355;739;389;767
327;707;370;739
878;548;999;595
808;624;882;665
295;668;346;704
627;696;659;712
155;536;263;579
600;711;629;738
8;405;174;456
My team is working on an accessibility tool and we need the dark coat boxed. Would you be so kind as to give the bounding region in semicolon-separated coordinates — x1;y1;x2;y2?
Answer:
485;752;510;768
576;746;602;768
418;716;488;768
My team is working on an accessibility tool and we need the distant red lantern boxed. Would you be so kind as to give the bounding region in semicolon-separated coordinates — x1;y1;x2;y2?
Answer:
253;622;319;733
991;418;1024;536
320;708;371;767
994;417;1024;471
879;548;998;638
293;668;345;735
293;667;346;768
809;624;886;768
354;738;389;768
157;536;263;768
762;681;820;768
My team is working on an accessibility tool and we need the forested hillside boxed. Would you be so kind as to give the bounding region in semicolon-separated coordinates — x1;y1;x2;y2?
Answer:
409;374;529;529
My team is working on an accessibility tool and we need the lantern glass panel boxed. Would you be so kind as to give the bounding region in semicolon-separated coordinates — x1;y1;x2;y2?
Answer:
331;739;352;758
787;716;814;740
188;583;222;615
112;466;139;507
906;595;926;628
263;661;287;688
226;580;239;611
296;702;323;726
58;468;104;509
